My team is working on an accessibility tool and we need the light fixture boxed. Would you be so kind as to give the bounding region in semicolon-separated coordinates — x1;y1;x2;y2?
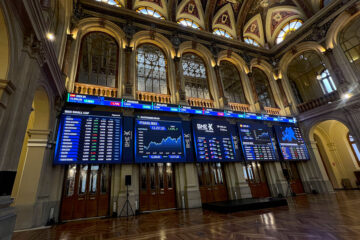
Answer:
316;74;321;80
342;93;352;100
46;32;55;41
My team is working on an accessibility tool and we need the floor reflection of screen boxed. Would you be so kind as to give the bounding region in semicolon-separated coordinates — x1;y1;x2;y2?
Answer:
135;118;185;163
274;126;310;160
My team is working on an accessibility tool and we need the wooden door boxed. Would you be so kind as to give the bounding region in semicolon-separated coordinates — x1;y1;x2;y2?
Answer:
139;163;176;211
60;165;111;221
244;162;270;198
197;163;228;203
282;162;305;194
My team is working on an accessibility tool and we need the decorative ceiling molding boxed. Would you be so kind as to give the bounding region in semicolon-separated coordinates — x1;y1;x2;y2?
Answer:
212;3;237;37
133;0;168;19
243;13;264;46
176;0;206;29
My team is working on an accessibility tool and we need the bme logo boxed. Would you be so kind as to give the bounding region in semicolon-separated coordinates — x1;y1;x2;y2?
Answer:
197;123;214;131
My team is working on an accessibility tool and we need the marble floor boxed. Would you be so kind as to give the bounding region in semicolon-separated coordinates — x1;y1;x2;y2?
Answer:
12;191;360;240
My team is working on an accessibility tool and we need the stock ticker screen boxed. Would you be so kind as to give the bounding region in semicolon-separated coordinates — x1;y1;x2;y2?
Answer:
273;125;310;160
192;119;236;162
238;123;277;161
135;116;185;163
54;110;122;164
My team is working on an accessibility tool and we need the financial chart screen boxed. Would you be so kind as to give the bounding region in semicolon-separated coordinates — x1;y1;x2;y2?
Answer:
135;117;185;163
54;110;122;164
238;123;277;161
192;119;236;162
274;125;310;160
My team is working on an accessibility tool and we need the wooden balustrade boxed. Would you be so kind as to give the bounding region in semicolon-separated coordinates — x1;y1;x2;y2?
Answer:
297;91;340;113
187;97;215;108
228;102;251;112
74;83;118;97
136;91;171;103
264;106;281;115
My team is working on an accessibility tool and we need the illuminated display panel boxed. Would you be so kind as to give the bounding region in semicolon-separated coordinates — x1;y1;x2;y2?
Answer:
238;123;277;161
67;93;296;123
54;110;122;164
274;125;310;160
192;119;236;162
135;116;185;163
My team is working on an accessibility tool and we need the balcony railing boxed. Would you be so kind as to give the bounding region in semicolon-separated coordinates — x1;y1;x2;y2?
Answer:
74;83;118;97
136;91;171;103
228;102;251;112
297;91;340;113
264;107;281;115
187;97;215;108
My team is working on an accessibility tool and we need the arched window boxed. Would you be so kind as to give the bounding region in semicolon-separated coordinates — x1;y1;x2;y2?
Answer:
182;53;210;99
95;0;121;7
287;51;335;104
339;17;360;77
244;37;260;47
136;6;165;19
252;68;275;108
77;32;118;88
136;44;168;94
348;133;360;166
177;18;201;29
219;61;246;104
276;19;303;44
213;28;232;39
318;69;337;94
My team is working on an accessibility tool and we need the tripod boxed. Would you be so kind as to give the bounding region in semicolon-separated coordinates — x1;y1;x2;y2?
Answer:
120;184;134;218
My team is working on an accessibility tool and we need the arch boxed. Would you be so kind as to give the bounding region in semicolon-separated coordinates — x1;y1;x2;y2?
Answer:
133;0;168;19
212;3;236;38
69;18;126;92
0;6;10;80
176;0;205;30
326;2;360;49
130;31;175;59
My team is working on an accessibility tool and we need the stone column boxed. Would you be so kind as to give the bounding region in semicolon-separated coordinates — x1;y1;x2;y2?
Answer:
276;78;293;115
214;65;227;108
247;72;260;112
124;46;134;98
173;56;186;103
264;162;288;197
183;163;201;208
61;34;74;77
279;73;299;115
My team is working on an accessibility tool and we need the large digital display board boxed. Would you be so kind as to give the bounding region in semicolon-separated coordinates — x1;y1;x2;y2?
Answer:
238;123;277;161
192;119;236;162
54;110;122;164
274;126;310;160
135;116;185;163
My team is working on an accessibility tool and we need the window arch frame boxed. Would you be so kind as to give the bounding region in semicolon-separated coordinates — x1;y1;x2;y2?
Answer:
95;0;122;7
347;133;360;167
213;28;233;39
275;19;303;44
135;43;169;95
177;18;202;30
135;6;165;20
318;69;337;94
219;60;247;104
181;52;211;100
75;31;120;88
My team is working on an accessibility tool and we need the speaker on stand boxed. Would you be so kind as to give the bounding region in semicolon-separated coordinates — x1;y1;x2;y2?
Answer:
120;175;134;219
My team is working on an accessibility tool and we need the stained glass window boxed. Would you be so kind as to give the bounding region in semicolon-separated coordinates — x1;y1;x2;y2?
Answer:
177;18;201;29
252;68;275;107
219;60;246;103
95;0;121;7
77;32;118;88
137;44;168;94
136;6;165;19
213;28;232;39
244;37;260;47
276;19;303;44
182;53;210;99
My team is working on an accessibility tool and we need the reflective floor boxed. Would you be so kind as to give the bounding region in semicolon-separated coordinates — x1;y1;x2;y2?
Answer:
13;191;360;240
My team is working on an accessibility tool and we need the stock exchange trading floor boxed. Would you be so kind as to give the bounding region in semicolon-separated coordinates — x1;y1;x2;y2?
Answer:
13;191;360;240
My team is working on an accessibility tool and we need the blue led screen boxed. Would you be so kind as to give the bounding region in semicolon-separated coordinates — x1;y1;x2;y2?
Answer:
273;125;310;160
238;123;277;161
135;116;185;163
54;110;122;164
192;119;236;162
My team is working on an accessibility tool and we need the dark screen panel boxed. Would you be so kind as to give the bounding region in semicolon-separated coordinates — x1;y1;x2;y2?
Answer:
274;125;310;160
192;119;236;162
238;123;277;161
